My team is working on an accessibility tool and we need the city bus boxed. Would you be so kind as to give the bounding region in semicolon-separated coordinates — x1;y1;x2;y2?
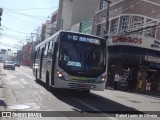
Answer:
33;30;107;93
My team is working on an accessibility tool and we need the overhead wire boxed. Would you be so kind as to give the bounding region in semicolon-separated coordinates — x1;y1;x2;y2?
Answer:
5;9;51;19
4;12;40;26
2;25;30;35
1;33;25;41
0;42;19;49
2;7;58;11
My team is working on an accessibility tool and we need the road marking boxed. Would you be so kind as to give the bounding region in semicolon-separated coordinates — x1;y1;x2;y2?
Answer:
72;98;118;120
20;79;28;84
16;69;34;80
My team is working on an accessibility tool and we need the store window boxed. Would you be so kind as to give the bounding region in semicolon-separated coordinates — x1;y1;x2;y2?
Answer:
99;0;107;10
110;18;118;34
120;16;129;32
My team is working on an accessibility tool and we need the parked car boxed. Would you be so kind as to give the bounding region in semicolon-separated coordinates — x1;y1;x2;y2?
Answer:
3;61;15;70
14;62;21;67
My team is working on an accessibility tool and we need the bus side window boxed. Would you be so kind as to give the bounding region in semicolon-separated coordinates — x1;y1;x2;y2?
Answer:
36;48;40;59
44;43;49;58
34;51;37;59
47;41;53;58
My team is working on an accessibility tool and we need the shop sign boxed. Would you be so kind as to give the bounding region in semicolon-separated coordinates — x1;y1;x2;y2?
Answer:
151;40;160;49
107;34;160;51
112;37;142;44
145;55;160;63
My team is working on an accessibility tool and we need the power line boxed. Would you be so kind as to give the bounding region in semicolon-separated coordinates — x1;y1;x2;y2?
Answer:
2;7;58;11
0;42;19;49
1;33;24;41
4;12;40;26
5;9;51;19
1;25;30;35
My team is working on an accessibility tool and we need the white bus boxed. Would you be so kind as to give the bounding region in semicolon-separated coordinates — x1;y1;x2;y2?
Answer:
33;30;107;93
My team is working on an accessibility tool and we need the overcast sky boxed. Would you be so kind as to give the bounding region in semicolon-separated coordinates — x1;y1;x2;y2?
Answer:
0;0;59;52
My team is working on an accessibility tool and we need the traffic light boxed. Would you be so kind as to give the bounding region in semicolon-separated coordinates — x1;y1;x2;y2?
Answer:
0;8;3;26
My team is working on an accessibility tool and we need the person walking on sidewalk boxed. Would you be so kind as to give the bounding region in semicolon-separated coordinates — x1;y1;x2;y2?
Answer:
114;73;119;90
137;71;143;91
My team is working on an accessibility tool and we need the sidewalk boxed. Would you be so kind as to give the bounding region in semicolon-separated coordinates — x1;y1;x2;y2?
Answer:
106;86;160;97
0;64;6;111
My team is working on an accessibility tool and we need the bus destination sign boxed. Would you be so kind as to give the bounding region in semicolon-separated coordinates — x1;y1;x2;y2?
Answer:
67;34;100;45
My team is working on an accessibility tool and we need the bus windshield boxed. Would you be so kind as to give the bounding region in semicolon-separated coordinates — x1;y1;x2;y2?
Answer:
59;35;106;78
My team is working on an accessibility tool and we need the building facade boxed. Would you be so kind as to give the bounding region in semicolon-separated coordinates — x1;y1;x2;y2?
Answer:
94;0;160;92
22;42;32;66
50;10;58;35
56;0;98;31
41;20;52;42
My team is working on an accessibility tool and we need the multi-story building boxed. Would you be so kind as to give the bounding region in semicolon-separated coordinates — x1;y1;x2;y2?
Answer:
56;0;98;32
50;10;58;35
94;0;160;92
22;42;32;66
41;20;52;42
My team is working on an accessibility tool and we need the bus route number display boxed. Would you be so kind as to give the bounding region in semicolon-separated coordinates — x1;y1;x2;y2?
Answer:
67;34;100;45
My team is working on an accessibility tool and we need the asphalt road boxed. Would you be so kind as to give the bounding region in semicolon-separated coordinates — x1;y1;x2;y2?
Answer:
0;63;160;120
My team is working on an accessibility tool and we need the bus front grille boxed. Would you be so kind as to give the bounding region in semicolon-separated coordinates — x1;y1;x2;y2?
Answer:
69;83;96;90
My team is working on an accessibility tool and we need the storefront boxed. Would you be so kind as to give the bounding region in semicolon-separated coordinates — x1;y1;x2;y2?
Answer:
107;35;160;92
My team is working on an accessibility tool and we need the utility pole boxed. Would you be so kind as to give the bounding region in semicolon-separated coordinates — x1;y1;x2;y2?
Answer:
0;8;3;27
104;0;111;40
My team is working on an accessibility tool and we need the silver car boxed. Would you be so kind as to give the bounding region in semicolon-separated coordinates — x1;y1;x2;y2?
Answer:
3;61;15;70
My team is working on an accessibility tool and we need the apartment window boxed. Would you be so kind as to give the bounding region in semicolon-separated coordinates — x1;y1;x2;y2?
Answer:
132;16;143;34
120;16;129;31
99;0;107;10
144;19;155;38
110;18;118;34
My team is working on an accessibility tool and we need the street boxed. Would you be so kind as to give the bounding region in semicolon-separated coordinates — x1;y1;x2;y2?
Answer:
0;63;160;120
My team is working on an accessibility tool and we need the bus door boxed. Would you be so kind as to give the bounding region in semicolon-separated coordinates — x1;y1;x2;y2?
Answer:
40;47;45;79
51;41;58;85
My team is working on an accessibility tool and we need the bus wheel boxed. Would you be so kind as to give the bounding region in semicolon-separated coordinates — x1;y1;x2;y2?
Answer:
46;72;51;91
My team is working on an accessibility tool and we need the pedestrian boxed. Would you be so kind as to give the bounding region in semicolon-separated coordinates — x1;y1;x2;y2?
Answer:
114;73;119;90
137;71;142;91
146;79;151;91
127;74;131;90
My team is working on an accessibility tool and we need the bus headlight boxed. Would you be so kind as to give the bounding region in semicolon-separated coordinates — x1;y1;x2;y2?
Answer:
101;76;106;83
57;70;65;80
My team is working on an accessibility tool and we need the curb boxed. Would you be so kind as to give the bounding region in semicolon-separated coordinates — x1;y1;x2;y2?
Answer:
0;66;6;112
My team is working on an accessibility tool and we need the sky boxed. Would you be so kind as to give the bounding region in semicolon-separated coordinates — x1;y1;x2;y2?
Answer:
0;0;59;52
